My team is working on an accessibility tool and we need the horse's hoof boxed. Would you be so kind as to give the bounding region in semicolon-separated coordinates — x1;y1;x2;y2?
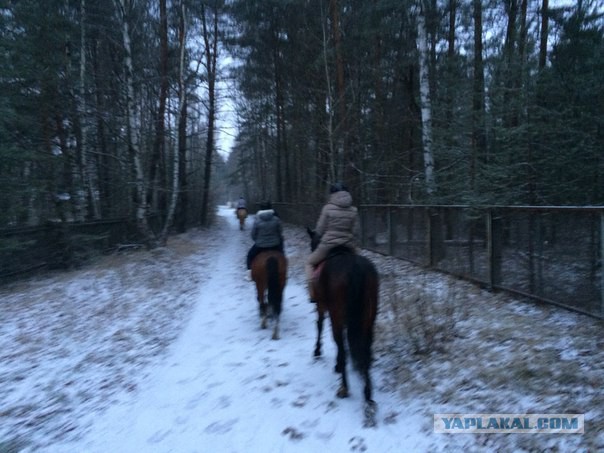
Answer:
336;386;349;398
313;349;321;358
363;400;377;428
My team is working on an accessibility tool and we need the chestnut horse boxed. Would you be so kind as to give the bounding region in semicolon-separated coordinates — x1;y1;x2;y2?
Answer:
307;228;379;427
236;207;248;230
251;250;287;340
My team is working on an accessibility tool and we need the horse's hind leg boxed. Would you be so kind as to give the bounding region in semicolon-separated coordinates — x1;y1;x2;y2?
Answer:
271;314;280;340
256;288;267;329
314;310;325;357
363;370;377;427
260;300;267;329
332;328;349;398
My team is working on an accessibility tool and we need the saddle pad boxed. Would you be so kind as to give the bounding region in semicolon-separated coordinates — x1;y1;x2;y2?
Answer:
312;261;326;280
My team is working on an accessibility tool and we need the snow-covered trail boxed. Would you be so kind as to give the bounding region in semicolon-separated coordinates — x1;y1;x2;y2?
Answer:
50;206;428;453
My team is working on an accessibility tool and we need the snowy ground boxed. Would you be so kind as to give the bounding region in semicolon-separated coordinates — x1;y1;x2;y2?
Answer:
1;206;602;452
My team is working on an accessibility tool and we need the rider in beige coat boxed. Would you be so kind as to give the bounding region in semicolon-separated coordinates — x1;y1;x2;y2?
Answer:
305;183;358;301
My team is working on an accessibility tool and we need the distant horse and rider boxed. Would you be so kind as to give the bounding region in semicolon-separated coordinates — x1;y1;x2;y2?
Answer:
236;196;248;230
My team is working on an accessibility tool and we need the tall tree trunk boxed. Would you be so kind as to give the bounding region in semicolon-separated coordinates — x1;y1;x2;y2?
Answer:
445;0;457;125
329;0;346;181
200;2;219;226
175;96;188;233
79;0;101;219
503;0;519;128
471;0;486;190
148;0;169;213
321;1;337;184
444;0;457;195
116;0;156;246
539;0;549;70
372;0;386;202
417;3;436;196
159;2;185;244
272;15;284;201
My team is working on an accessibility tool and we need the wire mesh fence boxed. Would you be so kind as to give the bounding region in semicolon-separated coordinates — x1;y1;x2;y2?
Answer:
274;203;603;319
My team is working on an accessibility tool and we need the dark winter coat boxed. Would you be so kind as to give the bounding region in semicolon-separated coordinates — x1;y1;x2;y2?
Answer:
251;209;283;248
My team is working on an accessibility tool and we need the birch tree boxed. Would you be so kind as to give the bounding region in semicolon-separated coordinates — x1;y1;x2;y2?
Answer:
416;1;436;196
159;1;186;245
199;1;220;226
148;0;169;212
115;0;156;246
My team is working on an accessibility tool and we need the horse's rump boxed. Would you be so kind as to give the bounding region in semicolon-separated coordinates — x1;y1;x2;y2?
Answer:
343;256;378;372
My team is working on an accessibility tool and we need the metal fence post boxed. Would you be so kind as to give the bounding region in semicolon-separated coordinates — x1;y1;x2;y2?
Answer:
488;209;502;289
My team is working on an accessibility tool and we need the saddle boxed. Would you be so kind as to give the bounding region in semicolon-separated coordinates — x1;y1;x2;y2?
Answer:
312;245;355;280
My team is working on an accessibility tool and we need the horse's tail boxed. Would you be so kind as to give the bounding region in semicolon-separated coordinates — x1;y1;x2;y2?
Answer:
266;256;282;316
346;258;378;374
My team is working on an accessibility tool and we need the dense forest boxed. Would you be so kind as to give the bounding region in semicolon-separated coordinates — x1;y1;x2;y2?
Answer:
1;0;602;245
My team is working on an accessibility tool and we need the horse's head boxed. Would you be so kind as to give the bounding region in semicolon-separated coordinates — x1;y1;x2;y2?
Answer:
306;227;321;252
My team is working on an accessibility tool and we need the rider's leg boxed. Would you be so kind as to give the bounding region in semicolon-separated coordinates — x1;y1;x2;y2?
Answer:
305;245;329;302
247;245;259;269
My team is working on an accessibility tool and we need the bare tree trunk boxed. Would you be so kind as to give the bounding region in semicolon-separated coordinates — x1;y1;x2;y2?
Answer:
272;17;284;201
159;2;185;245
417;2;436;196
321;0;337;184
175;96;188;233
148;0;169;213
79;0;101;219
503;0;519;128
329;0;346;180
200;2;219;226
539;0;549;70
116;0;156;247
472;0;486;190
445;0;456;126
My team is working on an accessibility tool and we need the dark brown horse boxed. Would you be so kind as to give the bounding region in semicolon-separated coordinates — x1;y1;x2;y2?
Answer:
251;250;287;340
307;228;379;427
236;208;248;230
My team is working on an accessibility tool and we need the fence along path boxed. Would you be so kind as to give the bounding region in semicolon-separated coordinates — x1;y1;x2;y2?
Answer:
273;203;604;319
3;205;602;319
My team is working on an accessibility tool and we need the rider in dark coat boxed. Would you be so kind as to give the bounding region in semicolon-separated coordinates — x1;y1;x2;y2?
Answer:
246;202;284;274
